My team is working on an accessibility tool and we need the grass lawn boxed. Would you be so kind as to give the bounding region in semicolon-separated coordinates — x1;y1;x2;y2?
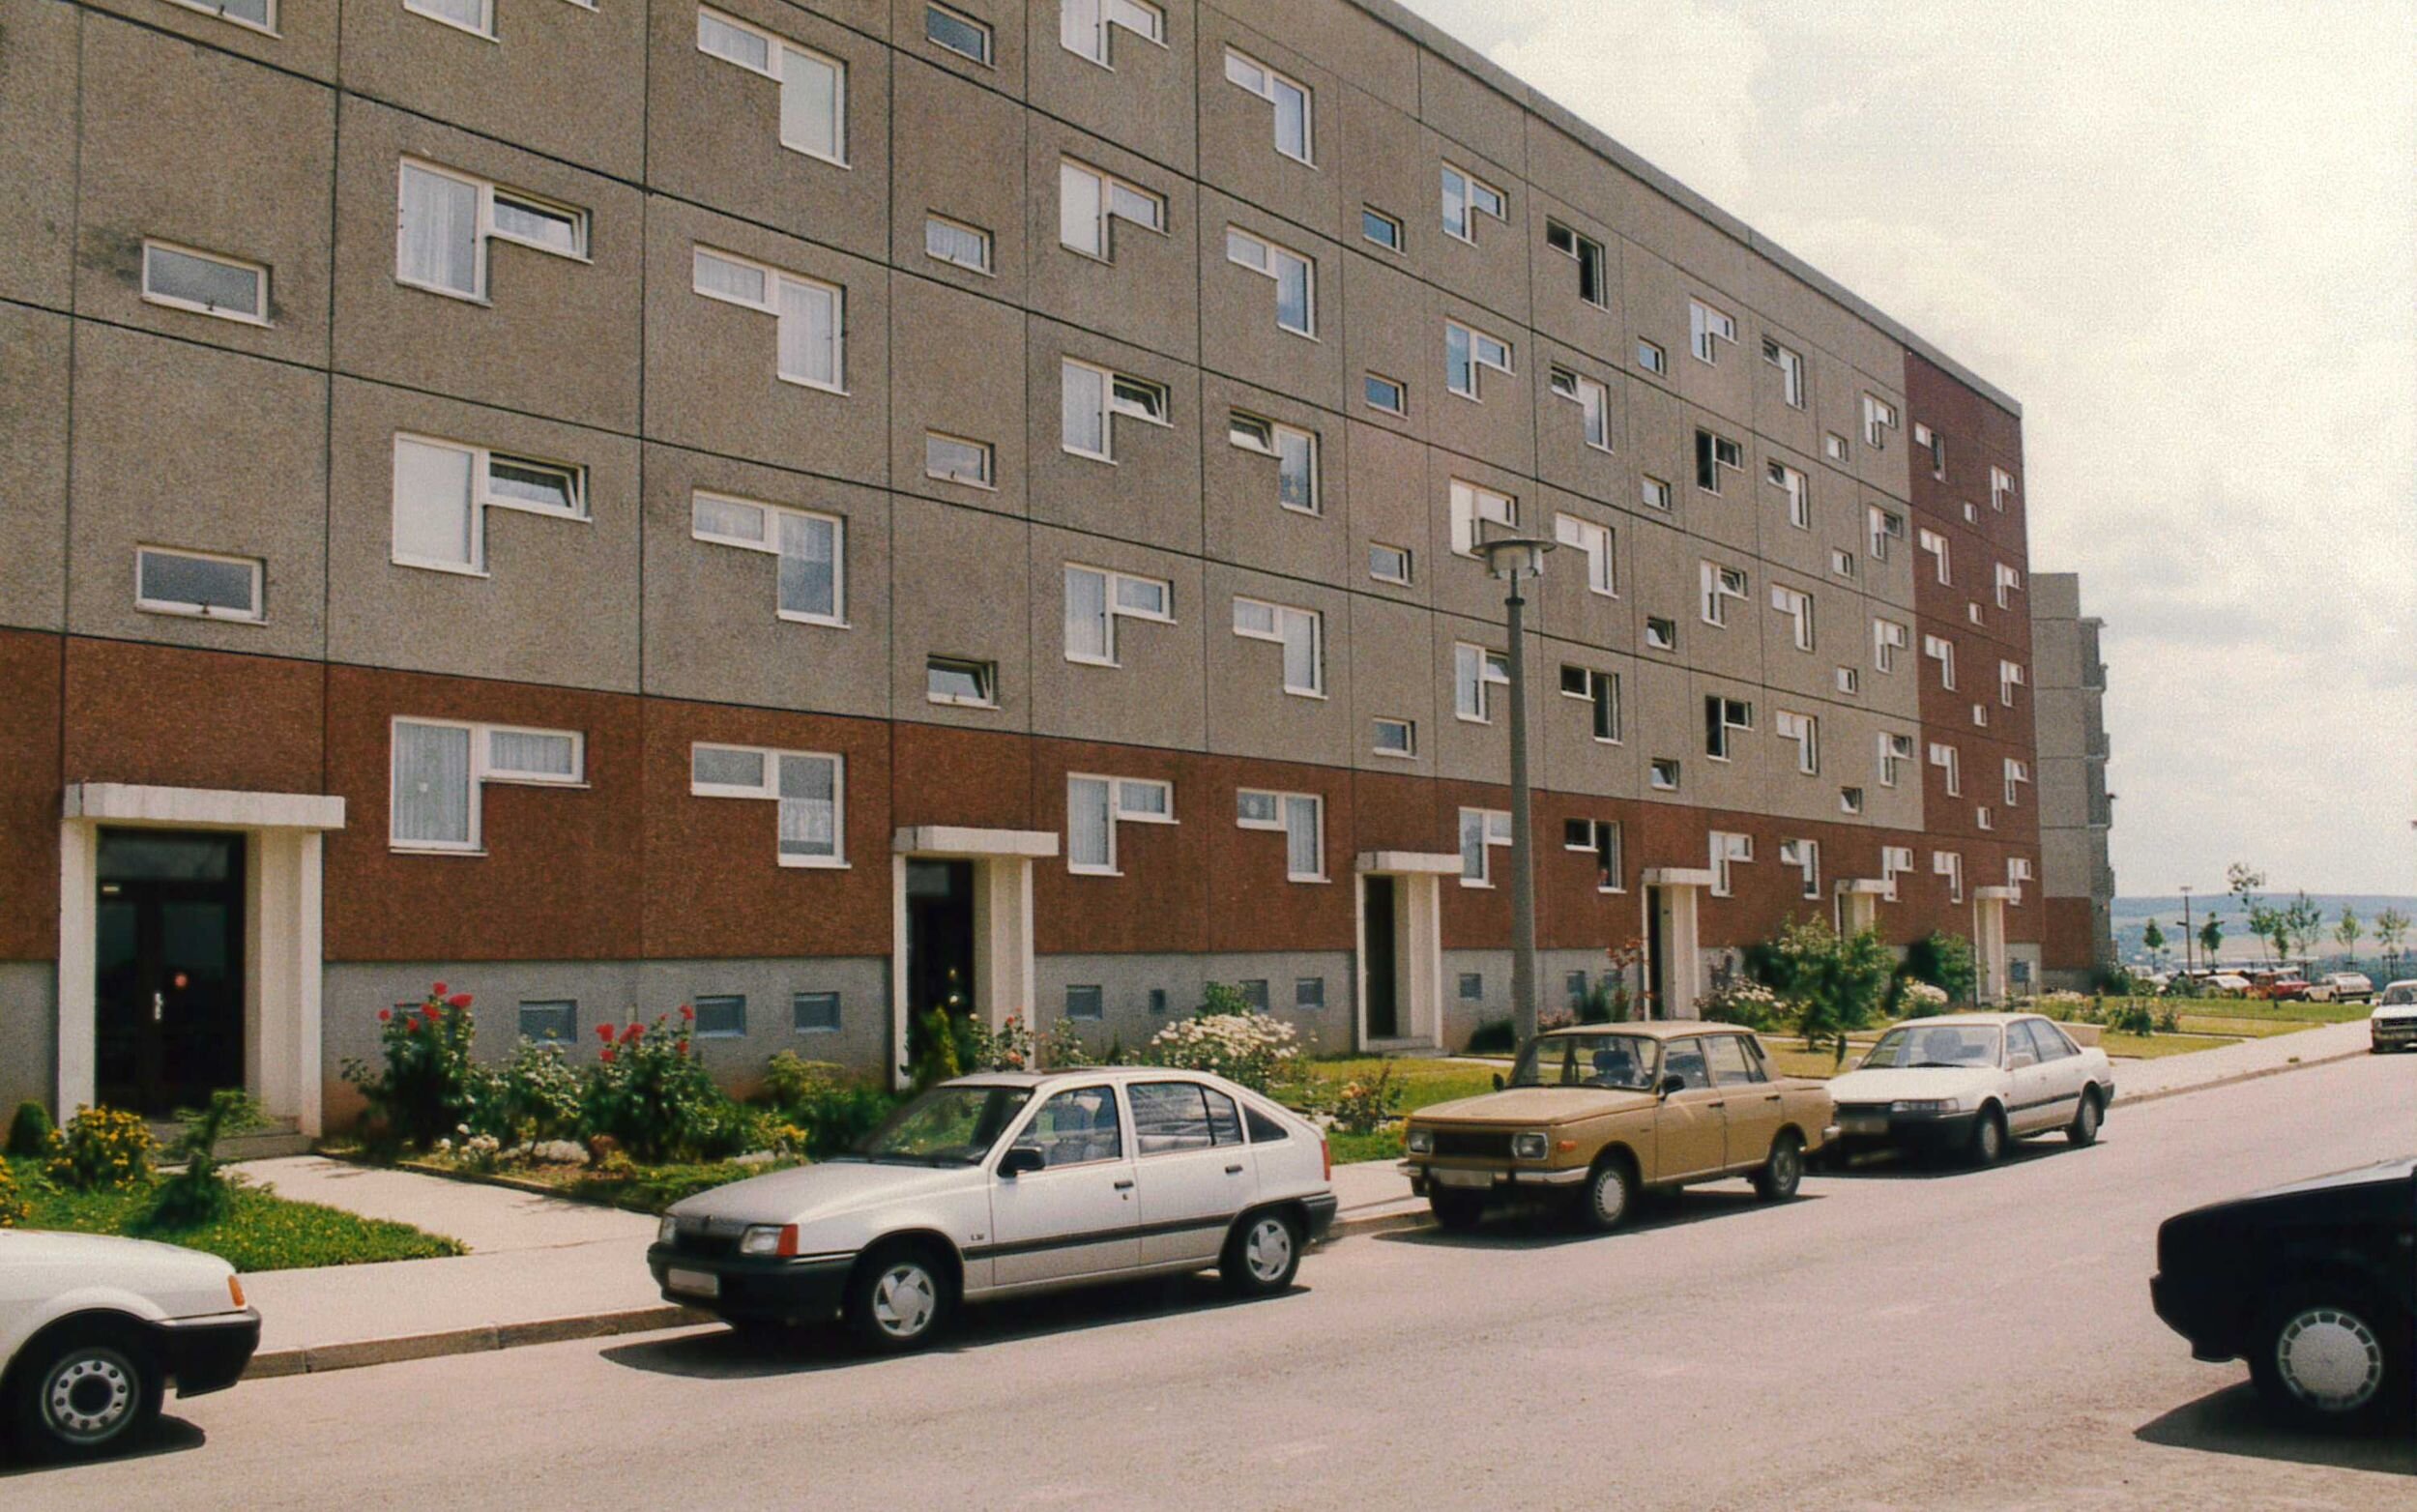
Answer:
2174;1014;2326;1038
390;1153;805;1214
1284;1056;1507;1166
2157;998;2367;1025
2094;1031;2241;1060
10;1158;463;1272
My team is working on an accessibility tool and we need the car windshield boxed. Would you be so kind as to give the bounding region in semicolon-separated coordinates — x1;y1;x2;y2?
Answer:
851;1085;1034;1165
1510;1033;1660;1091
1862;1024;2002;1070
2384;985;2416;1006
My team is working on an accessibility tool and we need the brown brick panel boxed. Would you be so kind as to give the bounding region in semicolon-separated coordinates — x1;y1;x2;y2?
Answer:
63;636;322;794
1199;754;1356;955
1030;740;1211;957
2042;897;2099;970
890;721;1034;833
0;629;63;961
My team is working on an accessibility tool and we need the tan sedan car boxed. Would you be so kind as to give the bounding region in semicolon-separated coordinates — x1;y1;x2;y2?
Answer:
1403;1023;1836;1232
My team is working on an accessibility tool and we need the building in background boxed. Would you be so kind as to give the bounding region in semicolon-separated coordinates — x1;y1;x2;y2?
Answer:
2031;573;2115;988
0;0;2044;1131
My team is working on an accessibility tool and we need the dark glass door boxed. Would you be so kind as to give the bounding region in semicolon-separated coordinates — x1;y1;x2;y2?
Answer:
905;858;976;1024
1363;875;1398;1039
94;829;246;1116
1643;887;1667;1022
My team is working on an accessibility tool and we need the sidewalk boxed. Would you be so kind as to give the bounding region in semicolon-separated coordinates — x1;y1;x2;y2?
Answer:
2109;1016;2373;1100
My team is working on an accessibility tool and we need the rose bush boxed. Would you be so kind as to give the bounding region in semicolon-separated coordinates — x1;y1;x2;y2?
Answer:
342;982;484;1151
1142;1004;1300;1092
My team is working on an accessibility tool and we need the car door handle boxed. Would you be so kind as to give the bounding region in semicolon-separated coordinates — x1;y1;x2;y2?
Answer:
1224;1163;1244;1175
1113;1178;1135;1190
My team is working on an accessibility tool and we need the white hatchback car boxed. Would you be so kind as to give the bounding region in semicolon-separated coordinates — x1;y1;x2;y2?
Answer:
2371;980;2417;1052
649;1067;1337;1351
2;1230;259;1460
1828;1012;2115;1166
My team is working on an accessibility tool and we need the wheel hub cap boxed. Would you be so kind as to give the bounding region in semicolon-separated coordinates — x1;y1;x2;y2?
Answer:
1246;1220;1292;1280
2278;1308;2384;1410
1596;1174;1626;1222
874;1265;937;1337
46;1355;133;1440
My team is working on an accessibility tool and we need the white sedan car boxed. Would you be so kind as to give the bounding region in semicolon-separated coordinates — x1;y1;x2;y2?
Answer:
2371;980;2417;1052
649;1066;1337;1351
2;1230;259;1460
1828;1012;2115;1166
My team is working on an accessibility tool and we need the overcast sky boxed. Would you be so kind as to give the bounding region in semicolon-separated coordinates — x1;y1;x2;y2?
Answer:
1396;0;2417;898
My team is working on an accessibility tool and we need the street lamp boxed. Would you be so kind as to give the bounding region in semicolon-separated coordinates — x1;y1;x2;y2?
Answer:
2179;885;2195;982
1474;526;1557;1045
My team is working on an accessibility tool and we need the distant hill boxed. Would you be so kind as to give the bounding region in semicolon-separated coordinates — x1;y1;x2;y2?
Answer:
2113;893;2417;974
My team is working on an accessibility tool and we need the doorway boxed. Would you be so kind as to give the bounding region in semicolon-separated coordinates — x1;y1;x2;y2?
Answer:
1362;875;1399;1039
94;829;246;1116
1643;885;1667;1020
905;858;976;1030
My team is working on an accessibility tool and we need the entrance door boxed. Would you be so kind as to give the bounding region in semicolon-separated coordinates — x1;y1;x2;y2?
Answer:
1362;875;1399;1039
1643;886;1667;1020
905;859;976;1025
94;829;245;1116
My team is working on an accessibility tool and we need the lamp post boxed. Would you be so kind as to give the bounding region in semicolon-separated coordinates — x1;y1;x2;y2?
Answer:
1475;527;1557;1045
2179;885;2195;982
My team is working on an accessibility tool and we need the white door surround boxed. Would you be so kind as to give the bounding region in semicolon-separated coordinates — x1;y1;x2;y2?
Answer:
59;785;346;1135
888;827;1057;1090
1354;851;1455;1051
1835;879;1892;936
1973;887;2017;1004
1641;867;1716;1019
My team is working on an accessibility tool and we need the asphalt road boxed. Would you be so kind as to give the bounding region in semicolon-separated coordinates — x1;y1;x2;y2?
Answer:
10;1053;2414;1510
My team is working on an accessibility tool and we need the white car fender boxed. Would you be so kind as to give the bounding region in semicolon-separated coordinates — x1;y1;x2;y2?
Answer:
790;1184;992;1266
0;1281;177;1375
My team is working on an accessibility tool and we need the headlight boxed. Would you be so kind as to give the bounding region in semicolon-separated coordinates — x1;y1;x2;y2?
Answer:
1405;1128;1433;1155
657;1215;679;1245
739;1223;797;1258
1512;1132;1549;1161
1890;1098;1963;1115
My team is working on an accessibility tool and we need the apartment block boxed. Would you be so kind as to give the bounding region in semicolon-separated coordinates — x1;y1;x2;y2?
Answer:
0;0;2044;1130
2029;572;2115;987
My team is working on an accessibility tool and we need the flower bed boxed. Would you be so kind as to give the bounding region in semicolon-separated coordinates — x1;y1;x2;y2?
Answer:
3;1156;461;1271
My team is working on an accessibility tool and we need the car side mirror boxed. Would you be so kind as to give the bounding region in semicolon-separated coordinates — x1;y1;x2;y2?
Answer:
1493;1072;1504;1090
997;1148;1045;1179
1659;1074;1685;1098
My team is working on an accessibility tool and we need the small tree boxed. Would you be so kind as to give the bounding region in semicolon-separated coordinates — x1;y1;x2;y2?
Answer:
2284;891;2324;968
1902;931;1978;1005
2374;908;2410;976
2245;902;2290;969
2140;917;2167;971
2199;914;2225;973
2334;906;2363;969
1756;918;1893;1055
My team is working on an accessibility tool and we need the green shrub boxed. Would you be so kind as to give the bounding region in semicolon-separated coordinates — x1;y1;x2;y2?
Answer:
341;982;486;1151
1466;1018;1518;1054
1756;918;1895;1050
144;1089;250;1231
1700;979;1787;1032
1902;933;1978;1005
2106;999;2158;1035
7;1100;55;1158
0;1160;27;1228
582;1009;735;1163
762;1054;900;1157
1141;1006;1300;1092
1330;1064;1403;1135
485;1041;586;1142
908;1007;964;1089
45;1106;157;1191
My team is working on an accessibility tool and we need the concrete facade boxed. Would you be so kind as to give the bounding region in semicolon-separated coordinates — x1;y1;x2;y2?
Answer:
0;0;2043;1126
2030;572;2115;987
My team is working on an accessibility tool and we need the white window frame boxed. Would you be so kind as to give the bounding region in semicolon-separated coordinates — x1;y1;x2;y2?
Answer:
1440;163;1505;244
1648;758;1681;792
1238;789;1326;883
1448;480;1517;557
690;742;848;868
1779;837;1820;900
1767;459;1810;529
1917;527;1951;585
923;2;993;66
1559;663;1622;743
1688;299;1735;363
1636;338;1668;375
1869;506;1905;561
690;489;848;626
404;0;495;41
1879;732;1914;788
924;431;995;489
1544;219;1608;306
1695;427;1743;494
1701;561;1749;627
1060;0;1164;69
1762;336;1805;407
1367;542;1412;586
1774;710;1820;775
1060;158;1165;261
1995;562;2024;609
2004;758;2031;807
139;240;271;326
165;0;277;36
1839;786;1866;816
1770;584;1815;652
391;716;585;855
1554;513;1616;596
1549;365;1612;451
1929;741;1962;798
1831;548;1858;581
1641;475;1674;511
1874;617;1909;674
1999;658;2025;707
692;245;846;393
1222;47;1314;165
1065;772;1176;876
1453;642;1510;723
1705;695;1754;762
1063;564;1173;667
1565;816;1624;892
1361;206;1405;253
1863;393;1899;449
925;655;997;709
395;159;589;305
1372;717;1416;759
1224;226;1317;337
1444;320;1513;400
133;544;265;624
1645;616;1677;653
1708;830;1752;897
695;6;849;166
1363;372;1408;416
1231;596;1325;698
1836;665;1861;696
1935;850;1965;905
1061;357;1168;462
1458;807;1512;887
922;214;993;275
1923;633;1957;690
1991;465;2015;511
391;433;587;577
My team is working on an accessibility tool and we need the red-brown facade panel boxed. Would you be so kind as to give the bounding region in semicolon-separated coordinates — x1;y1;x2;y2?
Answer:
1200;754;1355;955
889;721;1035;834
0;629;63;962
1031;740;1211;957
63;637;322;795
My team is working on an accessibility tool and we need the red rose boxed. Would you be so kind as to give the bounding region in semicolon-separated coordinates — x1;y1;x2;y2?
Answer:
422;1003;442;1021
622;1023;644;1044
679;1004;695;1021
431;981;449;997
596;1024;613;1042
378;1008;393;1023
447;994;474;1010
403;1018;419;1032
597;1047;616;1064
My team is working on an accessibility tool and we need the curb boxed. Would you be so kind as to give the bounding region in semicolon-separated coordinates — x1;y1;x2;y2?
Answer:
2111;1037;2373;1108
245;1304;709;1381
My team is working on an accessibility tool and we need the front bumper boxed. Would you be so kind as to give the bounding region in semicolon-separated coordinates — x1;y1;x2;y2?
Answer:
1400;1161;1591;1199
2372;1018;2417;1051
1829;1107;1983;1151
647;1243;857;1324
2149;1273;2235;1363
151;1308;261;1397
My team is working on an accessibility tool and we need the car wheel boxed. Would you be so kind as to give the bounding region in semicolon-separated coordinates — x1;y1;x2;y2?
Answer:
1969;1106;2008;1167
844;1243;952;1353
7;1323;163;1461
2066;1089;2103;1148
1427;1189;1487;1232
1220;1209;1303;1296
2249;1291;2406;1429
1578;1155;1636;1234
1751;1131;1805;1201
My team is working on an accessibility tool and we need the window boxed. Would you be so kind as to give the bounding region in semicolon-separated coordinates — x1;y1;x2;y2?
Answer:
1880;845;1914;899
1059;160;1164;261
1999;658;2026;707
691;491;845;625
1232;597;1324;696
1929;741;1962;797
1694;428;1743;492
2004;758;2031;807
1148;988;1170;1015
1878;732;1914;787
1923;633;1957;689
1839;786;1865;816
1453;642;1510;721
1868;507;1904;562
169;0;274;32
1835;665;1861;696
1361;207;1404;252
1372;717;1416;758
1224;227;1315;336
690;743;845;865
1458;973;1485;1002
1991;465;2015;511
1831;548;1858;581
1549;366;1612;451
1862;393;1899;449
396;160;587;304
1295;977;1325;1011
1700;562;1748;625
1061;358;1167;460
1934;850;1965;905
1917;527;1950;584
690;996;745;1038
1964;501;1979;525
135;546;263;623
1559;664;1621;742
1458;807;1512;886
1767;460;1810;528
1704;696;1754;761
1440;163;1505;243
1060;0;1162;67
1973;700;1991;729
1636;338;1668;375
1770;584;1815;652
923;431;994;489
1913;422;1945;479
791;991;841;1033
1995;562;2024;609
691;9;848;162
1641;475;1674;511
392;435;585;576
1645;615;1677;652
1708;830;1752;896
391;718;582;853
1649;758;1680;791
1762;337;1805;407
518;1001;576;1043
1368;543;1412;585
1127;1081;1242;1153
1363;372;1408;415
1063;564;1172;665
693;246;844;392
406;0;493;39
923;215;992;274
2009;855;2035;889
926;655;997;708
924;3;991;64
1238;789;1325;881
1545;220;1607;305
1065;774;1174;874
1825;432;1850;462
1774;710;1820;774
1778;838;1820;900
1688;299;1735;363
1445;320;1513;399
1448;480;1516;556
1226;413;1319;513
1564;818;1623;891
140;241;268;325
1554;514;1616;596
1223;48;1312;163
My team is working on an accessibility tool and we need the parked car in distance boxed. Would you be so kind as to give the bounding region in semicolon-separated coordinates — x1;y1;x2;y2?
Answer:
1400;1023;1835;1233
2152;1157;2416;1429
2253;974;2314;1002
1;1229;259;1460
1828;1013;2115;1166
2309;972;2375;1004
2203;973;2254;998
2371;981;2417;1053
649;1067;1336;1352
